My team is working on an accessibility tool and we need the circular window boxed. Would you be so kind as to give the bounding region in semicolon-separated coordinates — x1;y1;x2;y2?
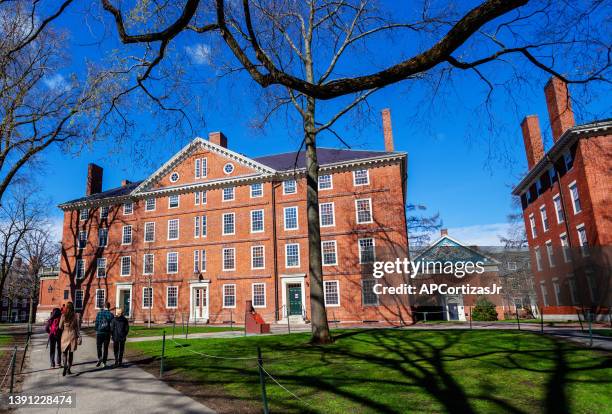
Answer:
170;172;180;182
223;163;235;174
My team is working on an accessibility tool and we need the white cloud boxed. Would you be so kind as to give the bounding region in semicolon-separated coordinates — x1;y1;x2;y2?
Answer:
445;223;512;246
43;73;69;91
48;216;64;243
185;43;211;65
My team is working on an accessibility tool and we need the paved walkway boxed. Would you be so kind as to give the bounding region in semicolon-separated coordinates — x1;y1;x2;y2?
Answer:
15;328;215;413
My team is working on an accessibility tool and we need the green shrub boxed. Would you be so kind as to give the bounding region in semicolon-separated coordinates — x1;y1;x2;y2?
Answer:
471;297;498;321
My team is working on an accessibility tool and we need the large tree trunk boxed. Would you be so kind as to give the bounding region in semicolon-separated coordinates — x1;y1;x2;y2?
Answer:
304;97;332;344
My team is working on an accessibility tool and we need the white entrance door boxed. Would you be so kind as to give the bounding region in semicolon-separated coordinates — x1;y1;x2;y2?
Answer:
193;286;208;320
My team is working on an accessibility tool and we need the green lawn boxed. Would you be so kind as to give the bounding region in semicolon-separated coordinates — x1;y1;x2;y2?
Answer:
126;325;243;338
128;329;612;413
593;329;612;338
0;335;11;347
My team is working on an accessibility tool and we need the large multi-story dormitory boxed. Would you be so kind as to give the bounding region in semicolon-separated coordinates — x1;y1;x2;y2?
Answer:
37;111;410;324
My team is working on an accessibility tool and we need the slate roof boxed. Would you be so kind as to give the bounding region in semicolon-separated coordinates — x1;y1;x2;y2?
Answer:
254;148;393;171
60;180;142;206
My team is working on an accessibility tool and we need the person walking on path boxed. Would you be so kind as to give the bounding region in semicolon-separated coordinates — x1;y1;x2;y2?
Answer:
45;308;63;368
110;308;130;367
95;301;114;367
59;302;81;376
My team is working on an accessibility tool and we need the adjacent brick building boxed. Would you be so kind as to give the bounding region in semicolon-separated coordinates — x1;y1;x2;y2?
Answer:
512;77;612;319
37;111;409;325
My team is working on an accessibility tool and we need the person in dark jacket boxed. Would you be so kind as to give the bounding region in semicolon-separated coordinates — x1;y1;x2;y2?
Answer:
110;308;129;367
45;308;62;368
94;302;114;367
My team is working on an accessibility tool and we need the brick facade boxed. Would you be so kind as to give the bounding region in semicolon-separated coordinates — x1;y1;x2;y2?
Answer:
38;124;410;325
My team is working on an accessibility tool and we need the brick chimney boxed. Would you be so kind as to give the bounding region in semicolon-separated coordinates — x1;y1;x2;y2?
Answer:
440;228;448;237
381;108;394;152
544;76;575;142
521;115;545;170
86;163;103;196
121;179;131;187
208;132;228;148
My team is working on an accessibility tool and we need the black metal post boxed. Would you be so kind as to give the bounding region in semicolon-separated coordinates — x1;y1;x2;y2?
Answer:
9;345;17;393
230;310;233;329
287;310;291;334
185;317;189;339
469;307;472;329
160;331;166;378
172;318;176;340
577;310;584;332
257;347;270;414
20;332;31;373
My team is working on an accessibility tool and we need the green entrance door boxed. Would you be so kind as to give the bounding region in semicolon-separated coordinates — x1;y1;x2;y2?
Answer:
288;284;302;316
121;290;131;317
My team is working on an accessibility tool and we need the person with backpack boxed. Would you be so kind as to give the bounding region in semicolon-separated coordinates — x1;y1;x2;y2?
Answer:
45;308;62;368
94;302;114;367
59;302;81;376
110;308;129;367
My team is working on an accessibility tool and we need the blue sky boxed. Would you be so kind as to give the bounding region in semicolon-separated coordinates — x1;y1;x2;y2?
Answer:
39;2;610;245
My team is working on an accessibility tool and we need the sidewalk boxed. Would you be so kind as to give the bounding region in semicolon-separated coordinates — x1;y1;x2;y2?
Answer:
15;328;215;413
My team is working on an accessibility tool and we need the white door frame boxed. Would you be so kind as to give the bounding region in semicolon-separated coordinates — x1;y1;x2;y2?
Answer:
115;283;133;317
444;295;465;321
189;280;210;322
280;274;306;323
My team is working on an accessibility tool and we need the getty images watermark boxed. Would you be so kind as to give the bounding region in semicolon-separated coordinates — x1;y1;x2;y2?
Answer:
371;258;502;296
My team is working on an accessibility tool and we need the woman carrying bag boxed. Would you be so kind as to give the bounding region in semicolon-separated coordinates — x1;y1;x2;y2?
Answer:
59;301;81;376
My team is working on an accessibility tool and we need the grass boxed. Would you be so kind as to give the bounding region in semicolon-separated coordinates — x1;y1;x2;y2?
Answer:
124;325;243;338
128;329;612;413
593;329;612;338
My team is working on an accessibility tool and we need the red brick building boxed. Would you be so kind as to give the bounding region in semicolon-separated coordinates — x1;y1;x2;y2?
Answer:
512;77;611;319
38;112;409;325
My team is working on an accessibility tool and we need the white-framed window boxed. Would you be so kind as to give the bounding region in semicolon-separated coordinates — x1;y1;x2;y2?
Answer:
534;247;542;271
98;228;108;247
252;283;266;308
194;216;201;238
78;231;87;249
167;219;179;240
74;290;84;310
322;240;338;266
223;163;235;174
122;225;132;245
284;206;298;230
100;206;109;219
552;278;561;305
507;262;517;271
142;287;153;309
545;240;555;268
283;179;297;195
200;249;207;272
560;233;571;263
251;245;265;269
201;216;207;237
568;182;581;214
144;222;155;242
143;253;154;274
145;198;156;212
193;249;200;273
123;202;133;215
539;205;549;232
355;198;373;224
319;202;335;227
358;238;375;263
222;248;235;271
195;191;207;205
318;174;333;190
79;208;89;221
576;224;588;256
540;282;549;307
95;289;105;309
168;194;179;209
167;252;178;273
97;258;107;278
223;284;236;308
324;280;340;306
285;243;300;268
529;214;537;238
362;279;379;306
223;187;235;201
76;259;85;279
251;183;263;198
223;213;235;235
195;157;207;178
167;286;178;309
553;195;564;223
353;169;369;186
251;209;264;233
120;256;131;276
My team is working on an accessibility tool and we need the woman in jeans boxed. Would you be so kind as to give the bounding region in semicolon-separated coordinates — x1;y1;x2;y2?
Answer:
59;302;81;376
45;308;62;368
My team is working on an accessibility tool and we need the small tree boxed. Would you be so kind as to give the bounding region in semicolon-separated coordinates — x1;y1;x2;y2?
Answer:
471;297;498;321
